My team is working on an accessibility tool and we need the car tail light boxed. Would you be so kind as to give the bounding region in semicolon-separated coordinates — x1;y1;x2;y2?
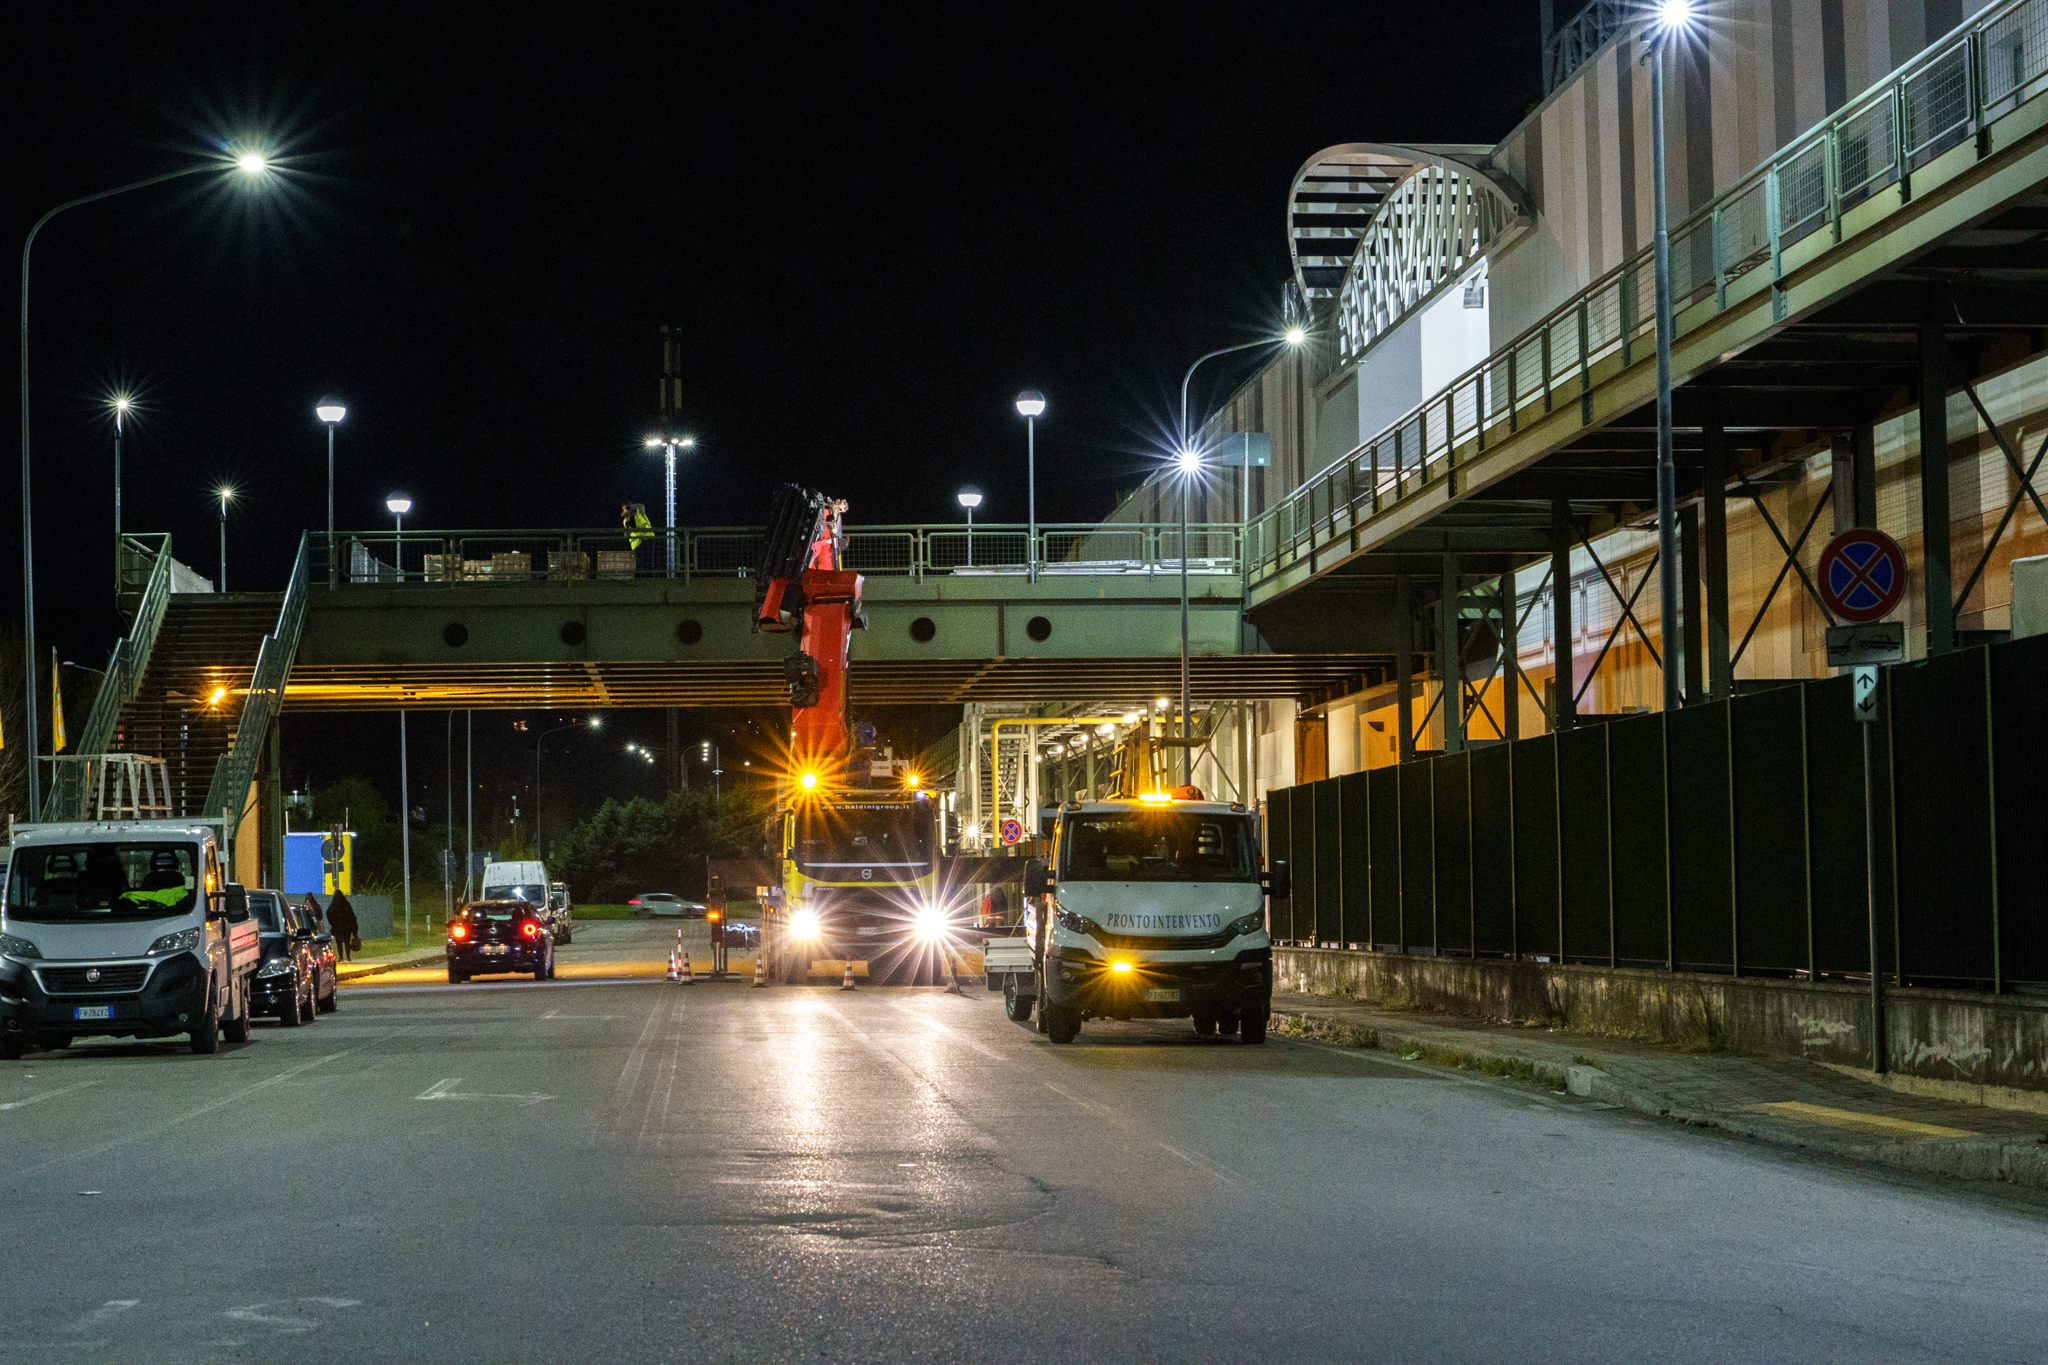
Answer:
450;923;470;941
521;921;540;939
628;899;640;906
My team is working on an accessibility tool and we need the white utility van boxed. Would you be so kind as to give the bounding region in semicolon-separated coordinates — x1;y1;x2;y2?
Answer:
0;820;262;1058
480;860;548;906
984;795;1287;1045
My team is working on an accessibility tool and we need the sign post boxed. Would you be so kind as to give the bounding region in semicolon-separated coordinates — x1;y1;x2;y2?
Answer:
1820;527;1907;1077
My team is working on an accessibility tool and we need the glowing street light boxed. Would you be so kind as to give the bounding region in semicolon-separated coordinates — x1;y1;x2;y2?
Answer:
957;486;982;566
108;394;134;546
1014;391;1045;581
317;398;346;586
216;486;235;592
644;432;697;575
1647;0;1698;712
19;148;273;814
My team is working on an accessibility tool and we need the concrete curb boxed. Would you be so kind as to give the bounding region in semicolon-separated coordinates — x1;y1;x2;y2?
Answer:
1270;1007;2048;1194
337;950;446;982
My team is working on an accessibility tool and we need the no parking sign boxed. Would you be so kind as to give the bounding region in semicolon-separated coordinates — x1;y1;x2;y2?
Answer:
1817;527;1907;623
998;818;1024;846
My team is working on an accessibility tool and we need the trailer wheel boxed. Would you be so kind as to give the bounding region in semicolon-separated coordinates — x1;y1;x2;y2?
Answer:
1003;975;1034;1023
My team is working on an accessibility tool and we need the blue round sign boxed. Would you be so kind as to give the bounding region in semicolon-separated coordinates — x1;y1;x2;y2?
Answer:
1817;528;1907;624
998;818;1024;846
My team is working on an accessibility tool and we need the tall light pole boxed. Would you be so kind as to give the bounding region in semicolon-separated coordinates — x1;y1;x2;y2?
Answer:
109;394;132;545
534;716;601;854
388;494;415;945
957;486;982;567
1014;392;1045;580
643;433;696;575
19;150;270;815
216;486;234;592
700;737;722;801
316;398;346;588
1650;0;1694;713
1172;327;1306;783
386;494;411;579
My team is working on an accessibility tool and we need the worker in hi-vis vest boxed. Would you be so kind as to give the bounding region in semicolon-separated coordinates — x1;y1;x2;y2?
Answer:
621;501;653;550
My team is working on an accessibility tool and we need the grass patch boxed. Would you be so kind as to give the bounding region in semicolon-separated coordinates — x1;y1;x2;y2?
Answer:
573;904;639;920
351;932;442;960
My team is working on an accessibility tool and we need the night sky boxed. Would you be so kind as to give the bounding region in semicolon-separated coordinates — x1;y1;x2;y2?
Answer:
3;2;1547;827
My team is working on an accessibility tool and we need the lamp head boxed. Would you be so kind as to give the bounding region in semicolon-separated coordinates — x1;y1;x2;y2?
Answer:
1283;326;1307;345
315;398;346;424
644;436;662;449
1655;0;1695;31
111;395;133;415
957;486;983;509
1014;390;1046;418
1176;448;1201;473
386;495;413;516
678;436;696;449
217;485;235;507
235;151;269;176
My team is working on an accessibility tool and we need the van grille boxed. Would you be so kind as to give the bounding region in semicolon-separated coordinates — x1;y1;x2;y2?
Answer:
1090;928;1236;952
37;964;149;995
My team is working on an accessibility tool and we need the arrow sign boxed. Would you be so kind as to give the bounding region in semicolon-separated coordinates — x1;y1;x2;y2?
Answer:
1818;528;1907;624
1852;666;1880;723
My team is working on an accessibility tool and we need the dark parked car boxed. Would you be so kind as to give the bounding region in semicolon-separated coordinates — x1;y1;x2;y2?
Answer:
447;900;556;983
248;890;322;1027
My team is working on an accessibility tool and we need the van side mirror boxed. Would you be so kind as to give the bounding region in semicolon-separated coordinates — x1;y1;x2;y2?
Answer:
1263;864;1291;899
1023;860;1051;898
223;884;251;923
1038;806;1058;839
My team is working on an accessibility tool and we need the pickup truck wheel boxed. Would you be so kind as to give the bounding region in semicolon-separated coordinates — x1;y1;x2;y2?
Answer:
1044;1002;1081;1045
1239;1007;1268;1045
1192;1012;1217;1036
1003;975;1034;1022
190;1003;221;1055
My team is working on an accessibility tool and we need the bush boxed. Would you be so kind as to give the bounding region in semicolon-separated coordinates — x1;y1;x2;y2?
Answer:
552;787;770;903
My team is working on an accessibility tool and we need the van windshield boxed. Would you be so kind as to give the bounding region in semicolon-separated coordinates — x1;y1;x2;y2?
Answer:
1058;812;1257;884
8;842;201;922
483;883;545;904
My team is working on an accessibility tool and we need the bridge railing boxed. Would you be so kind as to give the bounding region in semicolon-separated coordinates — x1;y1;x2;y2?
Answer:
1248;0;2048;588
315;523;1242;585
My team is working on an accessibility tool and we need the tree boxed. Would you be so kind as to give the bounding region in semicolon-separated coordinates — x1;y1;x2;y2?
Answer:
553;785;771;902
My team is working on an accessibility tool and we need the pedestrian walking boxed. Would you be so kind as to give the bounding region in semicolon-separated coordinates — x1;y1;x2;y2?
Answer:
327;891;361;962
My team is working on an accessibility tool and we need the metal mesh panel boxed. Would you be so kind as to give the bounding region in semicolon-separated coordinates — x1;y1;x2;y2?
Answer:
1836;95;1898;209
1904;43;1973;169
1982;0;2048;114
691;533;766;575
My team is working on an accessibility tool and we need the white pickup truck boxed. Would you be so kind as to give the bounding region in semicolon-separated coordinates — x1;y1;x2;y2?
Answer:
0;821;262;1058
983;796;1288;1045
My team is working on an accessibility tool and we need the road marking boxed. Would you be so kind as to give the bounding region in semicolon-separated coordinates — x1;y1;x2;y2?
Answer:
1156;1141;1235;1183
0;1080;99;1112
1741;1100;1977;1138
415;1077;553;1105
885;1001;1006;1058
68;1300;138;1331
1044;1081;1112;1117
539;1009;621;1019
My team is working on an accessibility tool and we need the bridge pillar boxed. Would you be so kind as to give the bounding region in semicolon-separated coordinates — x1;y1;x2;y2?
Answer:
1702;422;1732;702
1550;498;1575;731
1920;291;1955;656
260;724;284;888
1439;549;1463;753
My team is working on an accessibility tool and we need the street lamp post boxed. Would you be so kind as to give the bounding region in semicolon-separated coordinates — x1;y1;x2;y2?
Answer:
18;150;270;815
1650;0;1693;713
957;486;982;567
1171;327;1307;784
643;433;696;575
388;494;414;945
110;395;132;544
1014;392;1044;580
534;717;601;854
700;738;723;801
216;486;234;592
317;398;346;587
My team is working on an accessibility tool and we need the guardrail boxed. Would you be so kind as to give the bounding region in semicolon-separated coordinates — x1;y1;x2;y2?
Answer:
42;535;178;820
315;523;1244;586
204;534;309;822
1250;0;2048;588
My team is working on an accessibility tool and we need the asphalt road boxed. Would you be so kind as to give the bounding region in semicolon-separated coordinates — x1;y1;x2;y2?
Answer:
2;921;2046;1363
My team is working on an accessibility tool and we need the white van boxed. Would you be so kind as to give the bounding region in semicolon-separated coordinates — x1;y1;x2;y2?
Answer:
1;820;262;1057
480;860;548;906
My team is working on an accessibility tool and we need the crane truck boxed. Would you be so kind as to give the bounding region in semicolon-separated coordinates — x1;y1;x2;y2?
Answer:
756;485;943;983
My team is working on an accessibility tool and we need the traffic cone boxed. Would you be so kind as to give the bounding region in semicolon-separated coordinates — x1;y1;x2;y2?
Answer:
679;953;694;985
841;958;857;991
753;950;768;988
666;948;679;982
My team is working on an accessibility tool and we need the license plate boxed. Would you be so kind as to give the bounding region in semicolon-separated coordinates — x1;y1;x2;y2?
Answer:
72;1005;113;1021
856;926;882;936
1143;988;1182;1003
482;945;507;955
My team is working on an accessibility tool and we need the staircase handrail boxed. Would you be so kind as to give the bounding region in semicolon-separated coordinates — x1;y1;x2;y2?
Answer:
204;534;310;823
40;535;179;820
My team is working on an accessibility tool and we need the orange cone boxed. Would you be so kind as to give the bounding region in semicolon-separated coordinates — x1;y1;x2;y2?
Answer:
666;948;679;982
753;950;768;988
841;958;857;991
679;952;694;985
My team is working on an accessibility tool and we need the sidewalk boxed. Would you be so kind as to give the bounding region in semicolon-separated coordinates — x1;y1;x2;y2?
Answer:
335;942;445;982
1270;989;2048;1193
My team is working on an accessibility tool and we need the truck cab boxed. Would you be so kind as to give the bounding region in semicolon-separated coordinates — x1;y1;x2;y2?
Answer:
0;821;261;1058
987;795;1286;1045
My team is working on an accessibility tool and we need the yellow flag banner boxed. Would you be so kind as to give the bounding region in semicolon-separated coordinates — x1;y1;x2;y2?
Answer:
51;648;66;753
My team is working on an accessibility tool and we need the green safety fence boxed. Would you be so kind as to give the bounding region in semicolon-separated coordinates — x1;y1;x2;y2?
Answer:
1265;634;2048;993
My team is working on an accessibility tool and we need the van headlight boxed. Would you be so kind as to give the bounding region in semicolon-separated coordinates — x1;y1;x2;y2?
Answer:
0;933;40;960
1227;911;1266;938
257;956;294;977
1055;909;1104;939
147;928;203;957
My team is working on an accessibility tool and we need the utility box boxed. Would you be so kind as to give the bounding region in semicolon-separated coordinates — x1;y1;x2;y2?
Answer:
2014;555;2048;639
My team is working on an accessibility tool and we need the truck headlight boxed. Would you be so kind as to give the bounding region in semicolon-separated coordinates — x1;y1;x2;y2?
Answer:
913;904;948;941
1227;911;1266;938
257;956;294;978
147;928;203;957
790;908;820;939
0;933;40;960
1055;908;1101;938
